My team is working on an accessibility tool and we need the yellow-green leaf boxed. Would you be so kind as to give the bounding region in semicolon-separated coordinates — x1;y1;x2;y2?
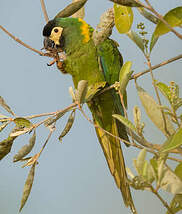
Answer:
119;61;133;94
127;30;145;53
160;128;182;153
156;82;172;103
154;7;182;37
19;163;36;212
137;84;175;136
13;117;32;128
175;163;182;181
114;4;133;34
86;82;106;101
112;114;137;132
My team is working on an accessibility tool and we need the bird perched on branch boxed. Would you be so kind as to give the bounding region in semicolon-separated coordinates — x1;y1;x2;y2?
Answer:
43;16;136;213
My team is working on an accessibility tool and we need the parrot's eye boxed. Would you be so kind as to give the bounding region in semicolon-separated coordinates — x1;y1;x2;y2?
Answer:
54;28;59;33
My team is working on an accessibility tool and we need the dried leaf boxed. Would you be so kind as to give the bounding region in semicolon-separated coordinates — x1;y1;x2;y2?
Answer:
13;130;36;162
59;110;75;142
19;163;36;212
137;8;159;24
55;0;87;18
0;96;15;116
114;4;133;34
22;153;40;168
72;0;85;19
75;80;88;104
0;136;16;160
92;8;115;46
137;84;175;136
167;194;182;214
109;0;142;7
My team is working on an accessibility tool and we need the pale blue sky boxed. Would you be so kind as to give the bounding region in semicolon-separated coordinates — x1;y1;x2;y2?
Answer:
0;1;182;214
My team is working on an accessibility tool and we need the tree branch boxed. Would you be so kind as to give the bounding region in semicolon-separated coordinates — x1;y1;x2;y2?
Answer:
40;0;49;23
132;54;182;79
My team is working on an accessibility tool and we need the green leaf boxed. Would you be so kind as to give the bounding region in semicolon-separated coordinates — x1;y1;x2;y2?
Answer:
137;8;159;24
112;114;137;133
19;163;36;212
137;84;175;136
150;33;158;52
0;136;16;160
119;61;133;94
160;128;182;153
154;7;182;37
75;80;88;104
156;82;172;103
175;163;182;181
114;4;133;34
127;30;145;53
0;96;15;116
55;0;87;18
59;110;75;142
13;130;36;162
13;117;32;128
86;82;106;101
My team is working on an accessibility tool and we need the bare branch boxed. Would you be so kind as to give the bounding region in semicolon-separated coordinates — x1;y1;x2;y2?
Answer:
0;25;44;56
132;54;182;79
40;0;49;23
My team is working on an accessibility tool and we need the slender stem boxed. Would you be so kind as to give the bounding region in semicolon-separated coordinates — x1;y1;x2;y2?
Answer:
144;0;182;40
0;25;45;56
40;0;49;23
146;56;170;137
149;185;174;214
132;54;182;79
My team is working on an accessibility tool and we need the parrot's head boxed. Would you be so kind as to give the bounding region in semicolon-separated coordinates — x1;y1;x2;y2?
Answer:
43;18;92;52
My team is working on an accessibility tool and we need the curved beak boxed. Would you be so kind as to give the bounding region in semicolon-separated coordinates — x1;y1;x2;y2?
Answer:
43;37;55;51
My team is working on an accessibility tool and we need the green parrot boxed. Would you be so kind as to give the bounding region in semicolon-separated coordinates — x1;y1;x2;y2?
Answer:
43;17;136;213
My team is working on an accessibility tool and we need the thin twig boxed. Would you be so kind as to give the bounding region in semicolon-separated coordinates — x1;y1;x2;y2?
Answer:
146;56;170;137
132;54;182;79
0;25;44;56
40;0;49;23
149;185;174;214
144;0;182;40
